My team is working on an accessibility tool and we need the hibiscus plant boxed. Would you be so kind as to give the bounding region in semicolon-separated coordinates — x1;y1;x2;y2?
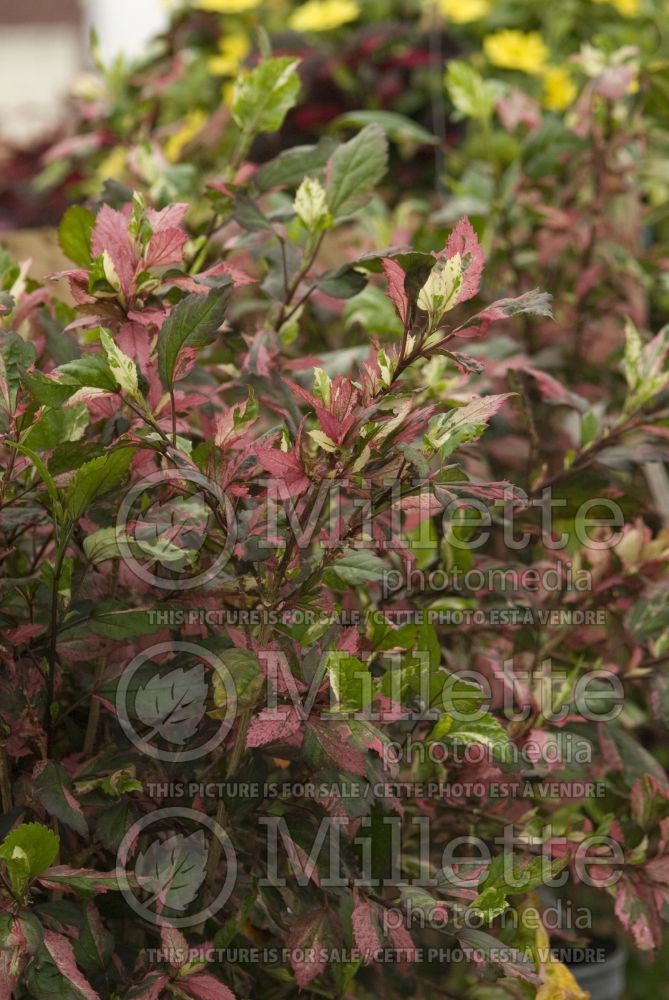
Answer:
1;43;669;1000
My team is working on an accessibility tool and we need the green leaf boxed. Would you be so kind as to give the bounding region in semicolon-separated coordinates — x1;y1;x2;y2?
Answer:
445;61;499;126
329;549;388;586
344;285;403;337
82;527;121;564
34;762;88;836
317;264;368;299
429;708;512;763
325;124;389;218
232;57;301;136
57;355;117;393
255;138;336;191
0;823;59;893
22;404;89;451
23;371;81;408
627;588;669;641
5;440;63;519
232;194;274;233
157;288;229;389
65;448;134;521
86;603;165;639
426;394;514;459
0;334;35;412
294;176;331;231
622;321;669;410
468;885;509;922
58;205;95;268
333;110;437;146
326;653;372;713
212;649;262;711
99;330;139;399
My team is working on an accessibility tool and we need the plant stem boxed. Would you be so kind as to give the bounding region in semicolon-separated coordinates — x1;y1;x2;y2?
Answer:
44;536;70;754
0;739;12;812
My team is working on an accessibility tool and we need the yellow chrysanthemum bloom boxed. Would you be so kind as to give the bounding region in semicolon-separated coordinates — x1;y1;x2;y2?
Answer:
437;0;492;23
289;0;360;33
164;109;208;162
197;0;261;12
209;32;250;76
543;66;578;111
483;30;549;75
592;0;640;16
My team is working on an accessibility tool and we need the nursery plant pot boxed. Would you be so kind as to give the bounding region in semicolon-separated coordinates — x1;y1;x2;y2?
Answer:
568;943;627;1000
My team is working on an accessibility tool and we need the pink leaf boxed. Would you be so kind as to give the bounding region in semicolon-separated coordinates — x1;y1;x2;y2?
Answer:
200;261;256;287
496;88;541;132
147;203;189;232
614;877;661;951
160;926;188;969
246;706;302;748
256;448;311;498
38;865;123;893
117;321;150;369
646;856;669;885
130;973;169;1000
381;258;409;326
305;720;367;776
91;204;136;299
287;911;329;989
185;973;236;1000
352;898;380;964
6;623;44;644
43;931;101;1000
386;920;417;968
144;227;188;269
443;217;484;304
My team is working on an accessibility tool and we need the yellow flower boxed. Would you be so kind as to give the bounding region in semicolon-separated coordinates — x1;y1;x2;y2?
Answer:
483;30;549;76
289;0;360;32
592;0;640;16
196;0;261;12
437;0;492;23
164;109;208;162
543;66;577;111
209;32;250;76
